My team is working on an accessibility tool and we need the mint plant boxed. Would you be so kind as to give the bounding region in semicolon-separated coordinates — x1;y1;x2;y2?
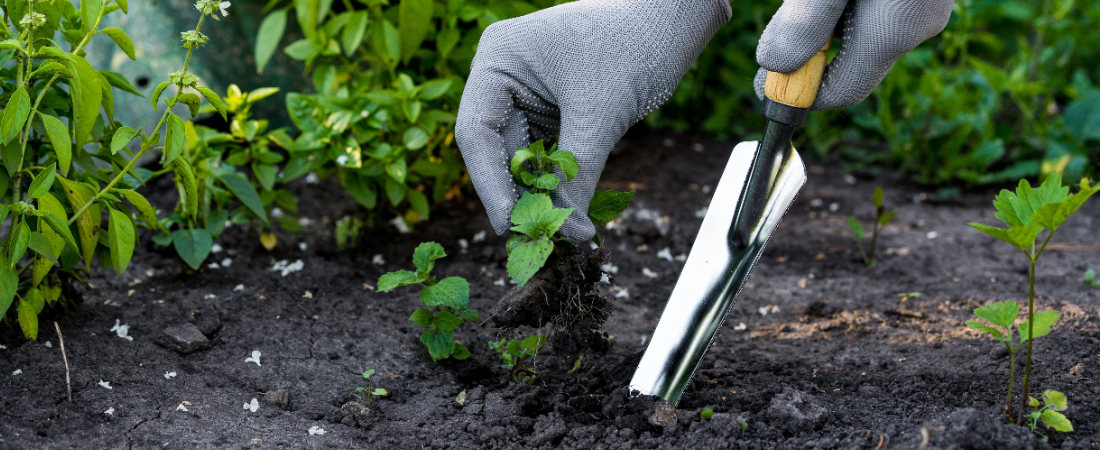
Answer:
377;242;477;360
488;334;547;384
1025;390;1073;440
847;186;896;266
351;369;388;404
968;174;1098;423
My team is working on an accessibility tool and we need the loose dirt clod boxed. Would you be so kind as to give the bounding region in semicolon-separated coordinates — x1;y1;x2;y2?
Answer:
155;323;210;354
489;247;613;357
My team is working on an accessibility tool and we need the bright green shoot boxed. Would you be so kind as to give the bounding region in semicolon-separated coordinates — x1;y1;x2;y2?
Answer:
847;186;897;266
1026;390;1073;441
489;334;547;384
699;408;715;420
968;174;1098;424
510;140;578;194
352;369;388;403
378;242;478;361
1084;269;1099;287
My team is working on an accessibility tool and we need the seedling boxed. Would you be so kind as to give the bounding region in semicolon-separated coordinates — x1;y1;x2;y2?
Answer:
1025;390;1073;441
506;140;633;286
968;174;1098;423
351;369;388;403
378;242;478;360
700;408;714;420
896;292;921;303
847;186;897;266
489;334;547;384
1085;269;1099;287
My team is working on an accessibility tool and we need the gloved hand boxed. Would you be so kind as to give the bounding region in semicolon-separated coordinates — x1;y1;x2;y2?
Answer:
455;0;731;242
754;0;955;111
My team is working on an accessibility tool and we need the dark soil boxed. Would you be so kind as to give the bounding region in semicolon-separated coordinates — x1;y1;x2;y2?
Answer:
2;134;1099;450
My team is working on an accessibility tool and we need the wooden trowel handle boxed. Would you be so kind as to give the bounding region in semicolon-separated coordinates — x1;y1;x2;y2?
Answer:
763;38;831;109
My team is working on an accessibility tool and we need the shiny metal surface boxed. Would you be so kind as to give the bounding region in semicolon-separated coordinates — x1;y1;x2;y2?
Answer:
629;121;806;404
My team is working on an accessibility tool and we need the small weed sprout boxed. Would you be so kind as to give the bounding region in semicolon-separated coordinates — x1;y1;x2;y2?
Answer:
847;186;897;266
738;415;748;436
699;408;715;420
1084;269;1099;287
352;369;388;403
378;242;478;360
968;174;1098;424
896;292;921;303
489;334;547;384
1026;390;1073;441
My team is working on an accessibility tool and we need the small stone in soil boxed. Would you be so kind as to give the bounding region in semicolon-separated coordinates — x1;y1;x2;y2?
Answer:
264;389;289;409
648;401;677;427
155;323;210;354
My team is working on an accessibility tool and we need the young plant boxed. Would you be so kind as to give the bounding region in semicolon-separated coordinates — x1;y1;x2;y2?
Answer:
968;174;1098;423
1084;269;1099;287
351;369;388;404
847;186;896;266
377;242;477;360
488;334;547;384
1025;390;1073;440
896;292;921;303
966;300;1059;423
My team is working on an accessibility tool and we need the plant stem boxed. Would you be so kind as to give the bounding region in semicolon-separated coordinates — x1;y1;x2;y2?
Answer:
868;218;881;264
1018;256;1037;424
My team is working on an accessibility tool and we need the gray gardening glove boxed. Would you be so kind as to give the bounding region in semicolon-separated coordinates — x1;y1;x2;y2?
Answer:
753;0;954;110
456;0;731;242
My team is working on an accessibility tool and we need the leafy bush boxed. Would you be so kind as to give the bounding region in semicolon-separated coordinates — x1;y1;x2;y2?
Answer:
377;242;477;360
0;0;234;339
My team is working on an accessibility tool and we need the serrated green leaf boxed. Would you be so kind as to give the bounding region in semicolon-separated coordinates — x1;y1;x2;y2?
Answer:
171;228;212;270
548;150;578;181
966;320;1004;340
419;328;454;360
507;235;553;287
378;270;421;291
1019;310;1060;341
195;86;226;120
510;191;552;236
99;27;135;60
1042;390;1068;412
111;126;137;154
1040;409;1072;432
534;173;560;191
27;163;57;199
108;208;135;275
588;189;635;226
973;301;1020;328
218;172;268;224
433;309;463;332
412;242;446;278
1;86;30;144
409;307;434;327
1031;180;1100;231
969;222;1039;251
39;114;71;176
151;81;170;108
420;276;469;310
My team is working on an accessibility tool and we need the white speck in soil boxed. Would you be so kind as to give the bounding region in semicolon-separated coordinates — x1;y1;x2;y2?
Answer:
642;268;658;278
104;407;114;415
458;238;469;250
302;291;313;299
164;372;177;379
472;230;487;243
829;202;839;212
110;319;132;340
244;398;259;412
389;216;410;234
601;263;619;274
44;341;52;348
810;198;823;208
298;242;308;251
245;350;261;366
734;323;747;331
176;403;188;412
221;258;232;267
233;284;245;292
614;287;630;299
600;273;610;284
211;243;223;254
207;263;220;269
204;294;217;300
305;172;320;184
298;217;313;227
371;255;385;265
926;231;939;240
657;247;673;262
675;253;687;261
494;279;504;286
271;260;304;276
12;369;21;376
308;426;326;436
98;380;112;389
695;207;708;218
845;174;857;184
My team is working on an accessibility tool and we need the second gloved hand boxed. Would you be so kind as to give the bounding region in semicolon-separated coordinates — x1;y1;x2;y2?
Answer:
456;0;731;243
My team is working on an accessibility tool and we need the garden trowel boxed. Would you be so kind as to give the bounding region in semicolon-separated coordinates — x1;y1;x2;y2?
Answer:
629;39;832;405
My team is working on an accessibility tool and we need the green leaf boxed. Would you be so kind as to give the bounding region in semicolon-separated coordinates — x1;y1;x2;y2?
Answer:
966;320;1003;340
151;81;170;108
452;342;471;360
342;173;377;209
342;11;368;56
162;113;185;165
1019;310;1061;341
973;301;1020;328
520;335;544;350
588;189;635;226
848;216;865;239
0;264;16;317
378;270;422;291
371;19;400;68
419;79;452;100
873;186;884;208
255;9;287;74
69;55;102;152
409;307;434;327
403;127;430;150
419;328;454;360
1;86;30;144
1040;409;1073;432
57;177;98;268
37;47;73;63
1029;396;1041;408
507;235;553;287
27;163;57;199
991;176;1069;228
82;0;103;34
412;242;446;278
436;28;460;58
372;388;388;396
510;149;535;179
39;114;71;176
115;189;158;231
969;222;1040;251
99;71;143;97
878;209;897;226
420;276;470;310
398;0;431;64
1031;179;1100;232
9;220;29;268
407;189;429;221
30;61;71;79
36;209;78;256
195;87;226;121
218;172;268;224
548;150;579;181
433;309;463;332
534;173;560;191
386;159;407;183
107;208;135;275
385;178;405;206
171;228;213;270
459;309;479;321
173;158;198;219
99;27;135;60
510;191;551;235
178;93;201;118
32;195;66;285
1042;390;1068;412
110;126;137;154
700;408;715;420
29;232;58;263
1;140;20;177
17;298;38;340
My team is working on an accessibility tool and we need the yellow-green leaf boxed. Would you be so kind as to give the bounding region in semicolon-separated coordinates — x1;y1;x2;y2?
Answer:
99;27;135;60
1;86;30;144
40;114;71;176
68;55;102;152
17;297;38;340
163;113;185;165
111;126;137;154
108;208;135;275
58;176;100;268
195;86;226;120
